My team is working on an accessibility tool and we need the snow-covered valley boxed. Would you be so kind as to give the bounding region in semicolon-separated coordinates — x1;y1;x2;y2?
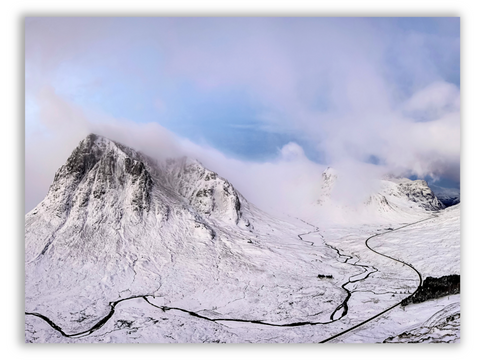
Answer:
24;134;460;343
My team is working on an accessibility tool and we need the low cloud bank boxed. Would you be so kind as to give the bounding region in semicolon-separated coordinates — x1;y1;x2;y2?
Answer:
25;88;328;216
25;18;460;216
25;88;392;222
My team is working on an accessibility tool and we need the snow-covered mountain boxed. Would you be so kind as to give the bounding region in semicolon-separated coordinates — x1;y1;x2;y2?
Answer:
314;167;445;223
25;134;460;343
25;134;354;338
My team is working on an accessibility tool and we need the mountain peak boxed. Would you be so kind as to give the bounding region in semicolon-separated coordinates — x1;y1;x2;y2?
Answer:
43;134;155;218
54;133;152;180
30;134;251;231
57;133;104;181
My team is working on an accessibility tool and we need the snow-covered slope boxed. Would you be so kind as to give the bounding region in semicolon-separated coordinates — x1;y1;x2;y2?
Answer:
321;204;460;343
25;134;460;343
25;134;354;338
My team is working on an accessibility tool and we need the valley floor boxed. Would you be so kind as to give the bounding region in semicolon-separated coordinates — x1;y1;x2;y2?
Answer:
25;205;460;343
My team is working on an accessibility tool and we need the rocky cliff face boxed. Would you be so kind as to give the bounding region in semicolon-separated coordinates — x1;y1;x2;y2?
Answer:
395;179;445;211
36;134;157;220
381;178;445;212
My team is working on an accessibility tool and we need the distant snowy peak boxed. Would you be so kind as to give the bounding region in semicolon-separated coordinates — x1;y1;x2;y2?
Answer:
320;167;337;191
316;167;445;220
386;178;445;211
316;167;337;206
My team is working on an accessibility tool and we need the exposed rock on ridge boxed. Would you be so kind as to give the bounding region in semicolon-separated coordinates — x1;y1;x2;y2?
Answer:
44;134;155;218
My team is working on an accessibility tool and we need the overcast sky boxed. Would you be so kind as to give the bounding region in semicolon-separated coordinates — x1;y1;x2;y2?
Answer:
25;17;460;214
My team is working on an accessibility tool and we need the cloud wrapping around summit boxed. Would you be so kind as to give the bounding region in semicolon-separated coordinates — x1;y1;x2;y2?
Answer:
25;18;460;214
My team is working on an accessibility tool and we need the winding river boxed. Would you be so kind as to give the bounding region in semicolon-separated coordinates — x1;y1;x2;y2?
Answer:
25;216;435;342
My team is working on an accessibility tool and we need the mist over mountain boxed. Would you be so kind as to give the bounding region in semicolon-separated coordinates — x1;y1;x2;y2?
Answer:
297;165;447;225
25;134;460;343
26;134;347;335
24;16;461;345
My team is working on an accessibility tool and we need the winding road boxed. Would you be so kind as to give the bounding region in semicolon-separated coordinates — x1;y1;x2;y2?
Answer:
25;215;435;342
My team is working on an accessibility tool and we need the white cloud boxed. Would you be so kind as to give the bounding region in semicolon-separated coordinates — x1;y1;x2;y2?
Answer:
25;88;328;216
403;81;460;121
25;18;461;214
279;142;307;161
